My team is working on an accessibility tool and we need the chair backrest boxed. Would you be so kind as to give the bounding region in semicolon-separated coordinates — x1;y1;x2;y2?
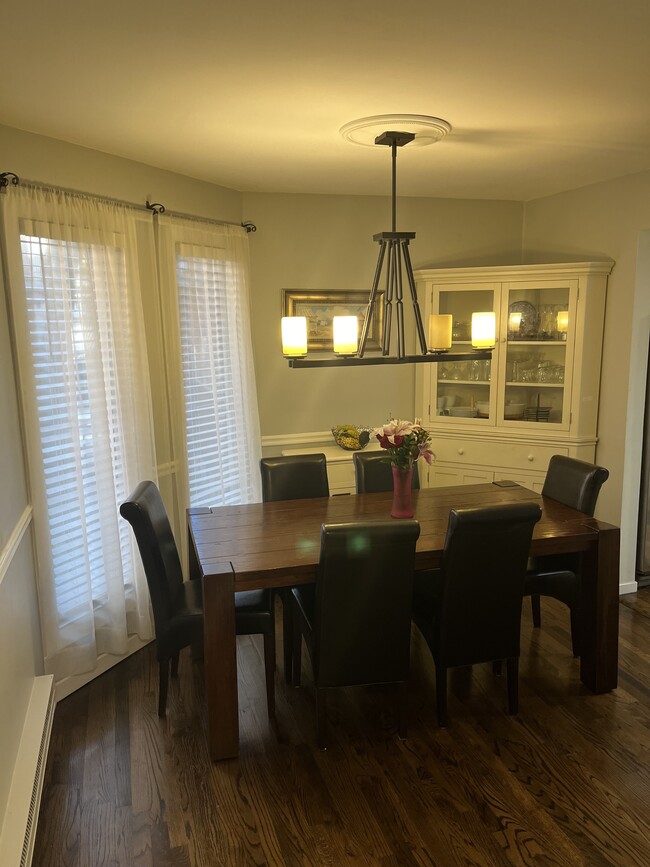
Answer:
353;451;420;493
260;454;329;502
119;480;183;635
312;520;420;688
541;455;609;516
437;502;542;668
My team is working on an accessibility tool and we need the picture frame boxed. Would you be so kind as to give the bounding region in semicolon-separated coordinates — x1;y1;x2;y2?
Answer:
281;289;384;352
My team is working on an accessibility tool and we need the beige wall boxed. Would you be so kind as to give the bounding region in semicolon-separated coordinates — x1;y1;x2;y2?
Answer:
523;169;650;589
0;123;243;223
244;191;524;437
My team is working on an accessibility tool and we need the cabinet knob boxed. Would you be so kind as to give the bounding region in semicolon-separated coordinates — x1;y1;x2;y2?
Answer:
527;454;534;462
458;448;465;455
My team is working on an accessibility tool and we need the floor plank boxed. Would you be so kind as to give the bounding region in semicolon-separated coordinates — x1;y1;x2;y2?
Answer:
34;590;650;866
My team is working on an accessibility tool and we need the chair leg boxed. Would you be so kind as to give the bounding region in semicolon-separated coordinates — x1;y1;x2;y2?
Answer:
492;660;502;676
434;661;448;727
280;589;293;684
531;594;542;627
506;657;519;715
397;682;408;739
569;607;581;658
158;659;170;717
292;608;303;687
316;689;328;750
263;631;276;719
170;651;180;677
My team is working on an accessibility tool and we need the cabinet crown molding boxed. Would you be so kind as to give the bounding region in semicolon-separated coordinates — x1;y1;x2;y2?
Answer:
415;261;614;282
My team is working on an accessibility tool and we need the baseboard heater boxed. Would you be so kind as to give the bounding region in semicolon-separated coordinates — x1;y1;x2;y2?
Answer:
0;675;55;867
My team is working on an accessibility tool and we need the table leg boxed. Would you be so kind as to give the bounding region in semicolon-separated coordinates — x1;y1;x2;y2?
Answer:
579;522;620;693
203;563;239;760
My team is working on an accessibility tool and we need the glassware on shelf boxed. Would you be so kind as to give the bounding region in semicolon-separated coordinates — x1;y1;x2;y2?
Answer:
451;321;468;341
539;305;556;339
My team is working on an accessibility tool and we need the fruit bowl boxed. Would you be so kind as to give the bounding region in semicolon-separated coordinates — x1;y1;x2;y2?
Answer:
331;425;371;451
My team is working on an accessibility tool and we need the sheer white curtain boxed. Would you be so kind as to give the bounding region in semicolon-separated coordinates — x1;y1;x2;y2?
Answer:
156;215;262;526
0;185;157;681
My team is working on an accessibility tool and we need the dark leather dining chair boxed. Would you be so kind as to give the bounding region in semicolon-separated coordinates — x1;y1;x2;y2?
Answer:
260;454;329;502
411;502;542;726
291;519;420;749
525;455;609;656
353;451;420;494
120;480;276;718
260;454;329;682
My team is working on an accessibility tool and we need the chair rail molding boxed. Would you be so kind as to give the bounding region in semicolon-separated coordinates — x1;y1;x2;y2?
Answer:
156;460;179;479
262;430;335;448
0;505;33;587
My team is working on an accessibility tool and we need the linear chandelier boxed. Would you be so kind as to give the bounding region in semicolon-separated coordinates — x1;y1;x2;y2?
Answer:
283;126;495;368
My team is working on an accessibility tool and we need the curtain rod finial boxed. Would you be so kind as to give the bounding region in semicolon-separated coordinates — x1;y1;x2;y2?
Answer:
242;221;256;233
0;172;19;188
146;200;165;215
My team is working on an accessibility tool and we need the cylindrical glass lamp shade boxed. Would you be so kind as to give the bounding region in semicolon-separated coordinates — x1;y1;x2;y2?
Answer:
556;310;569;333
281;316;308;357
333;316;358;355
471;311;496;348
428;314;452;350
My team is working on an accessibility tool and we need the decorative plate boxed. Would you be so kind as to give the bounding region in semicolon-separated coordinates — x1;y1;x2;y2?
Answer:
508;301;539;338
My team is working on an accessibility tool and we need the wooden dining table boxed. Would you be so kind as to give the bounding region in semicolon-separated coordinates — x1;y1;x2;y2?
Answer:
187;482;620;761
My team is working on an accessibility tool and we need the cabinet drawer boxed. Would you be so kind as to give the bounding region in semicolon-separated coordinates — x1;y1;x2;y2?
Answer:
431;465;493;487
433;439;568;472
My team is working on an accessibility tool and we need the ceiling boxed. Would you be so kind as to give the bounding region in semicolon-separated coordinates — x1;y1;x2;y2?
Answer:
2;0;650;201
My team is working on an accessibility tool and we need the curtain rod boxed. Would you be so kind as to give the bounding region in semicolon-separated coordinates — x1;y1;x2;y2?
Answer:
0;171;257;233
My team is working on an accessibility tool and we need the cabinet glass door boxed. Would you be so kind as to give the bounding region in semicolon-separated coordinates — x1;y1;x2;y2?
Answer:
433;286;497;422
501;282;573;427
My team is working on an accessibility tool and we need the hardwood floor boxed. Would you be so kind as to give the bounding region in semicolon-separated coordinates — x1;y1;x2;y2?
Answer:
34;591;650;866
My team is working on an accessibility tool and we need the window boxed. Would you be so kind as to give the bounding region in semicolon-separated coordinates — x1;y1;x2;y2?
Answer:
20;233;134;622
157;220;261;513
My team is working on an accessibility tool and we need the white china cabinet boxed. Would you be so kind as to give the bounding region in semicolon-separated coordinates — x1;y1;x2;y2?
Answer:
415;262;613;491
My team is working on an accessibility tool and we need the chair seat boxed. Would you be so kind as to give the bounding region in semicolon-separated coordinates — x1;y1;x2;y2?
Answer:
523;569;579;608
234;588;274;634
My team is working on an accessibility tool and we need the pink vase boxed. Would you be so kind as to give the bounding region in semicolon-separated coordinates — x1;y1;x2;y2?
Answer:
391;465;414;518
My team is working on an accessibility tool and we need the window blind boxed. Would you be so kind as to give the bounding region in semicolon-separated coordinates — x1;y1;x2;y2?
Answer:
176;249;251;506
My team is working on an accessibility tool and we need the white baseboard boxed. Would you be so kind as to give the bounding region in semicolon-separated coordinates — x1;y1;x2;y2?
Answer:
0;675;55;867
619;579;639;595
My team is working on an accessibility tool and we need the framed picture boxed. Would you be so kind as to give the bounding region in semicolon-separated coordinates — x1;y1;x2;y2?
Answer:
281;289;384;351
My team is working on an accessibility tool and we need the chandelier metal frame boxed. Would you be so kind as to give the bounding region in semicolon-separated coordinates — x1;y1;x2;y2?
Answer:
287;130;493;368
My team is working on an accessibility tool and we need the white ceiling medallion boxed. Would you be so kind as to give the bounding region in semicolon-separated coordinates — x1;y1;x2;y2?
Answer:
340;114;452;147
